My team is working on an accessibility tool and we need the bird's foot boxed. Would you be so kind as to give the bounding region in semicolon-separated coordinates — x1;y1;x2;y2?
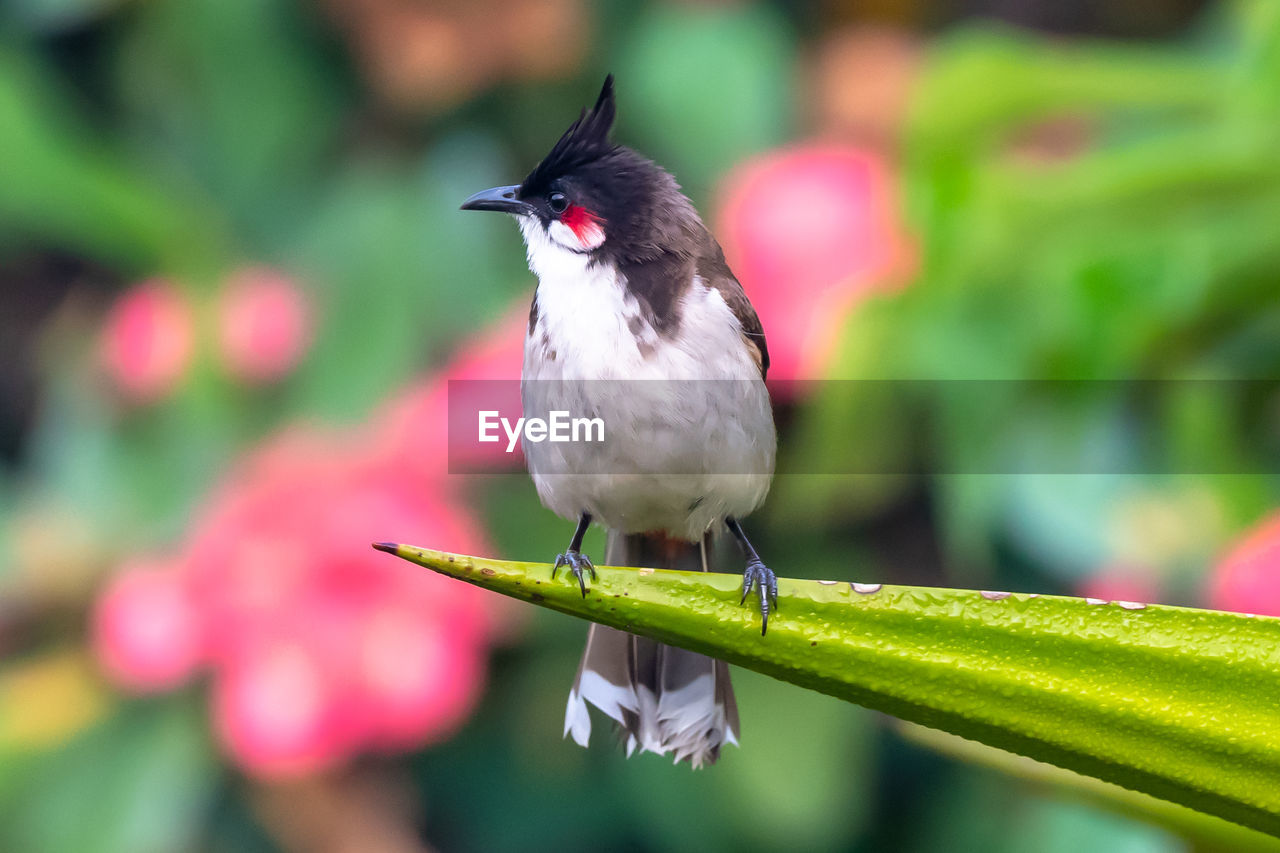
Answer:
740;557;779;635
552;550;597;597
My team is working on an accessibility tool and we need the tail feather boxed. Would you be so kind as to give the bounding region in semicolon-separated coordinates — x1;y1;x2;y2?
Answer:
563;530;739;768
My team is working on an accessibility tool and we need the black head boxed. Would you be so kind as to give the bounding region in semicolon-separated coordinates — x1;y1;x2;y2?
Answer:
461;76;703;262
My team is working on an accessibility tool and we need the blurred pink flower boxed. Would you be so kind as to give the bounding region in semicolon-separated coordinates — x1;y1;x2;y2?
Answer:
99;279;195;402
92;560;204;692
95;423;500;778
182;430;495;777
213;631;361;778
216;266;314;384
716;144;915;387
92;287;540;777
354;599;485;749
1208;512;1280;617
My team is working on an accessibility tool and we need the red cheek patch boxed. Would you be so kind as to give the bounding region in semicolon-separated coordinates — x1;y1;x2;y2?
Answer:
561;204;606;250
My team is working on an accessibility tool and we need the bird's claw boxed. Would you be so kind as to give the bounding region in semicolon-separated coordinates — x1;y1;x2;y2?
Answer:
740;557;778;635
552;550;597;597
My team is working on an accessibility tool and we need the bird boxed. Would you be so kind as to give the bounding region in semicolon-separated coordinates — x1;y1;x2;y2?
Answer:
460;75;776;767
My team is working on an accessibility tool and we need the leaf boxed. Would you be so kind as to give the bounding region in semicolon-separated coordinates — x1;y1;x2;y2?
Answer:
374;544;1280;838
908;27;1223;156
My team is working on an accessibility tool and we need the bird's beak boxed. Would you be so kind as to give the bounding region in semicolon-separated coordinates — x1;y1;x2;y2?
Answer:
460;184;532;215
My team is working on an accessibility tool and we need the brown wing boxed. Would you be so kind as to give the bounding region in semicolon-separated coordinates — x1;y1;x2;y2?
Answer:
697;242;769;380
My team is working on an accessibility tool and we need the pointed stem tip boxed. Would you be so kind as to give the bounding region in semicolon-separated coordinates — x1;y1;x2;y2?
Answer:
371;542;399;554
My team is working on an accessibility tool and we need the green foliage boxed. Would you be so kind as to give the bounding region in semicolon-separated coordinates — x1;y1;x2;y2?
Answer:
783;4;1280;586
0;698;217;853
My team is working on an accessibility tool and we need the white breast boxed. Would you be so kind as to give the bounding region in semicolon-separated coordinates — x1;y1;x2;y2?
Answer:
518;220;775;540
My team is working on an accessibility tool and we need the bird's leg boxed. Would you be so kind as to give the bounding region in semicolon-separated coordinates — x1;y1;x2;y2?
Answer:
552;512;596;597
726;517;777;635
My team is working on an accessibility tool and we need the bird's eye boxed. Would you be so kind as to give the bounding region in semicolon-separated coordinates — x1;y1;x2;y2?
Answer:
548;192;569;214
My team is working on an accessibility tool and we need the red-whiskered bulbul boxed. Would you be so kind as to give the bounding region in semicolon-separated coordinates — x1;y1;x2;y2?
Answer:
461;76;776;767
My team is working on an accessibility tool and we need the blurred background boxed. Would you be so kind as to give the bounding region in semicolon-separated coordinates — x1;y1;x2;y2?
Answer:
2;0;1280;850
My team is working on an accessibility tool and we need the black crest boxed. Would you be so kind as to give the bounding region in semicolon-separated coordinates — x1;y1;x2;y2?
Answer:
521;76;618;194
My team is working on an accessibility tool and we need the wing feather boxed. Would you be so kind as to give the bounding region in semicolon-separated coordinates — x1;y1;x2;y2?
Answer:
696;242;769;379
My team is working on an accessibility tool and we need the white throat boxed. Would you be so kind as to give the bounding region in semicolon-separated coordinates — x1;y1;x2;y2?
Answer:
518;215;650;378
518;216;599;283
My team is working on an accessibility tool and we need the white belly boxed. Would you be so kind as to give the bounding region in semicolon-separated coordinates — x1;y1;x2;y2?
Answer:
519;247;774;540
522;374;774;539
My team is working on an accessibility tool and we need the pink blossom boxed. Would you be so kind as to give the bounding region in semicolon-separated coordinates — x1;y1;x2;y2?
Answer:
178;429;495;777
213;631;360;778
93;286;530;777
94;421;500;778
354;600;485;750
715;144;915;387
216;266;313;384
99;279;195;402
1209;512;1280;617
92;561;204;692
